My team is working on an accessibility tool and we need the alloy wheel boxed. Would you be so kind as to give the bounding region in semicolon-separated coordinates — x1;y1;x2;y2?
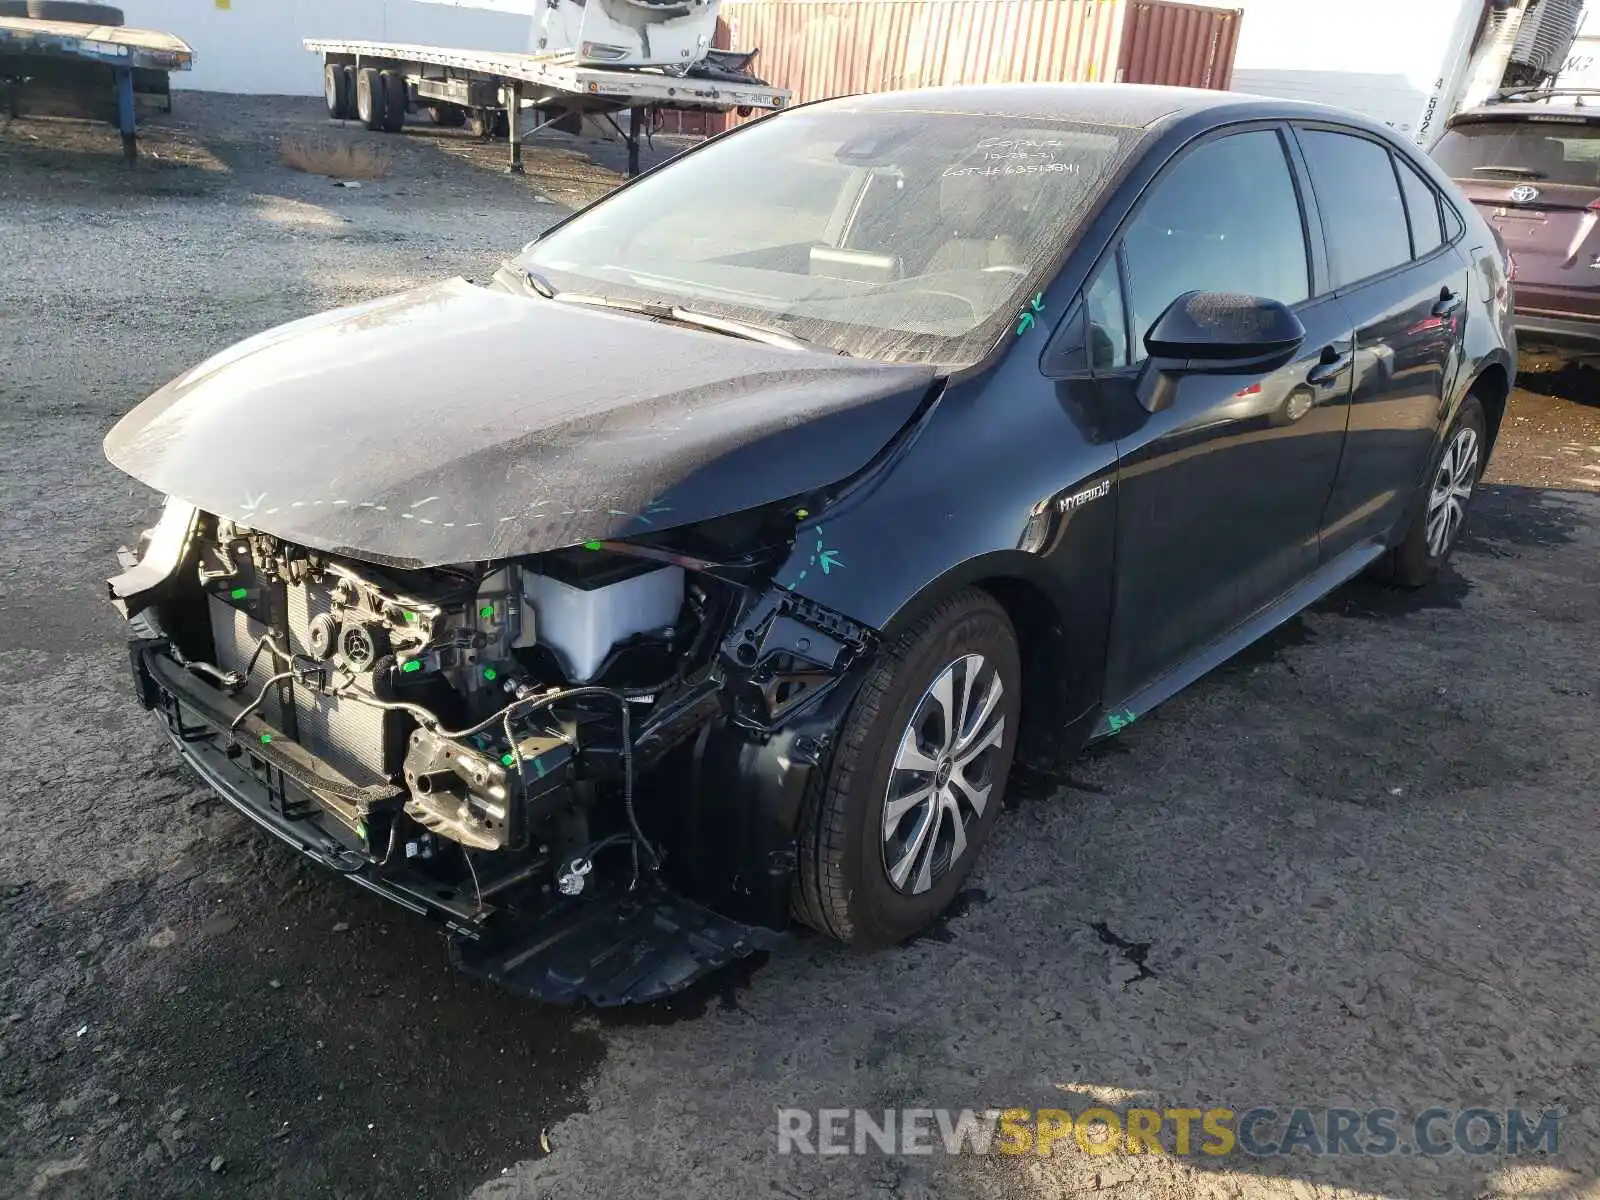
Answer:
1425;424;1480;558
880;653;1006;895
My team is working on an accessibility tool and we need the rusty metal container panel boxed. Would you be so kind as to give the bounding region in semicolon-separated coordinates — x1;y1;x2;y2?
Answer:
721;0;1135;126
1117;0;1241;89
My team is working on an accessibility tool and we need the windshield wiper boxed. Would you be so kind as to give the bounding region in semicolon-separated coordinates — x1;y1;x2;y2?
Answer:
1471;165;1547;179
556;293;818;351
656;305;822;353
499;263;558;298
496;265;831;353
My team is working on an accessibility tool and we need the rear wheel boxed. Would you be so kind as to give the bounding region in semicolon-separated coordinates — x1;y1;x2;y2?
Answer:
323;63;350;120
355;67;385;132
1376;395;1486;587
380;70;407;132
794;588;1021;947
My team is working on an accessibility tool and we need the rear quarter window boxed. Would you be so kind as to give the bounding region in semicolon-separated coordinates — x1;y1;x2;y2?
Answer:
1395;157;1445;257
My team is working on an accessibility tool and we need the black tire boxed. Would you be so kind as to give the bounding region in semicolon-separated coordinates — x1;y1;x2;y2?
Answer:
467;108;496;138
379;70;407;132
426;104;466;128
352;68;382;133
355;67;385;132
794;588;1022;947
1374;395;1487;587
24;1;123;23
339;66;355;121
323;63;349;121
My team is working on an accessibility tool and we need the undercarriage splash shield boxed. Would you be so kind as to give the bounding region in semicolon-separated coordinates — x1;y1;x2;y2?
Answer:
450;881;784;1006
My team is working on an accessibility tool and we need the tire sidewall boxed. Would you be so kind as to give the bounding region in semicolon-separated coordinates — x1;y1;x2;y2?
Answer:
837;599;1021;945
1413;396;1487;572
356;69;383;130
323;65;341;119
381;72;407;132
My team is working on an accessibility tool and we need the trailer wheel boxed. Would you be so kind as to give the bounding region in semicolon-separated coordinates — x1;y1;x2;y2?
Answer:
467;108;496;139
323;63;351;121
339;66;356;120
379;70;407;132
24;1;124;23
427;104;466;128
355;67;385;132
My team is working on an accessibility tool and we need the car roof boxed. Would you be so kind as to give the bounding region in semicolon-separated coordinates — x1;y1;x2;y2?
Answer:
809;82;1383;133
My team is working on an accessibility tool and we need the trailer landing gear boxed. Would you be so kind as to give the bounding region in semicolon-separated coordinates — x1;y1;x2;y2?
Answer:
115;63;135;164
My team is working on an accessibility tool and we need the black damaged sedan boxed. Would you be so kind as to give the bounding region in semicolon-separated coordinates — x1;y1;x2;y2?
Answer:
105;84;1515;1004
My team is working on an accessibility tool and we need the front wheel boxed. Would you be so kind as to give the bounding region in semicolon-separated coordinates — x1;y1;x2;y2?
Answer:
794;588;1021;947
1377;395;1486;587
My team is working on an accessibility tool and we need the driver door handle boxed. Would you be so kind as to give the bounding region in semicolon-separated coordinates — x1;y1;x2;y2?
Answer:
1306;347;1353;387
1433;288;1462;317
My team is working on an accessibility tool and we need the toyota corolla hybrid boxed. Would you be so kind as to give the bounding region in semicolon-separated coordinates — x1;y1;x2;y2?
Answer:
104;83;1514;1005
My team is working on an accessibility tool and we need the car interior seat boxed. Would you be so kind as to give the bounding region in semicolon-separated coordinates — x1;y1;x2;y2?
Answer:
924;170;1025;273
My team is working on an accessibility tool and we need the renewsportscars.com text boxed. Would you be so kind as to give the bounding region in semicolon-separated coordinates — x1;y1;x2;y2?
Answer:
776;1106;1560;1158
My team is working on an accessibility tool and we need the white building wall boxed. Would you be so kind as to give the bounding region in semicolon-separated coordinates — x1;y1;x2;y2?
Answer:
116;0;537;96
1229;0;1479;139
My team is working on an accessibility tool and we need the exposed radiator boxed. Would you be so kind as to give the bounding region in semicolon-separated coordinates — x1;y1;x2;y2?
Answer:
207;588;394;785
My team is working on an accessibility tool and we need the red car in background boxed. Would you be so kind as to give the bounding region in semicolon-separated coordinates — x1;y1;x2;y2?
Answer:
1433;87;1600;353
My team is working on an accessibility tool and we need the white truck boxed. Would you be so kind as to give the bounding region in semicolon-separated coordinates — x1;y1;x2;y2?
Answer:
1228;0;1586;146
305;0;788;176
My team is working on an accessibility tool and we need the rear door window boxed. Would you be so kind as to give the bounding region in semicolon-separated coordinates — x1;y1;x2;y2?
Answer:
1431;120;1600;187
1396;156;1445;258
1120;128;1311;359
1298;129;1413;288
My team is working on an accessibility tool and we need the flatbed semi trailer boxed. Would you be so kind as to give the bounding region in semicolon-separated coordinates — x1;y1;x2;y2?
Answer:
0;13;192;161
303;38;790;176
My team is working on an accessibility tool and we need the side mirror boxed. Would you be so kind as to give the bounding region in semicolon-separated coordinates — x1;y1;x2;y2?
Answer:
1137;292;1306;413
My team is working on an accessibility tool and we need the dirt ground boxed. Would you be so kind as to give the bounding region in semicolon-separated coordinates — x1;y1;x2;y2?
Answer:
2;95;1598;1200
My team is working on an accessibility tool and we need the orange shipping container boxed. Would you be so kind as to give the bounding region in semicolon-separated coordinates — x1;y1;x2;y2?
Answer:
710;0;1241;130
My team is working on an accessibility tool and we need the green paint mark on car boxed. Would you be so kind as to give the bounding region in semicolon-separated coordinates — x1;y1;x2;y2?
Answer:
1015;292;1045;336
1105;709;1137;734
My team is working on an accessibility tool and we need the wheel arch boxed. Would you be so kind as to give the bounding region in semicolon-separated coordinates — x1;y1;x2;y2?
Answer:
873;551;1109;762
1467;357;1512;461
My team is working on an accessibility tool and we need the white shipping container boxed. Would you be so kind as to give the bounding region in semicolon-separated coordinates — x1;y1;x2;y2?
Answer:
1229;0;1487;142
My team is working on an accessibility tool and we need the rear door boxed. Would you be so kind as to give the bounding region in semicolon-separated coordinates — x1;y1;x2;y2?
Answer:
1296;125;1473;552
1432;115;1600;323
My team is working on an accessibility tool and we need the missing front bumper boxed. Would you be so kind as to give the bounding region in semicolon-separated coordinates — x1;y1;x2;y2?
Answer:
130;642;783;1005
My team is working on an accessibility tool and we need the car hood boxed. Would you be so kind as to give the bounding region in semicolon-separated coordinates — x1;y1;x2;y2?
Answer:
104;278;937;567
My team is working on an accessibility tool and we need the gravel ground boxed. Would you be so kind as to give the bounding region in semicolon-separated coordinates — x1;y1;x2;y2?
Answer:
2;95;1598;1200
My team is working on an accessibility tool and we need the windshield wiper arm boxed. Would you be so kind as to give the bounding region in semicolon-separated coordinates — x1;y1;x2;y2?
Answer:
659;306;821;353
498;263;558;298
549;292;825;353
498;269;832;354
